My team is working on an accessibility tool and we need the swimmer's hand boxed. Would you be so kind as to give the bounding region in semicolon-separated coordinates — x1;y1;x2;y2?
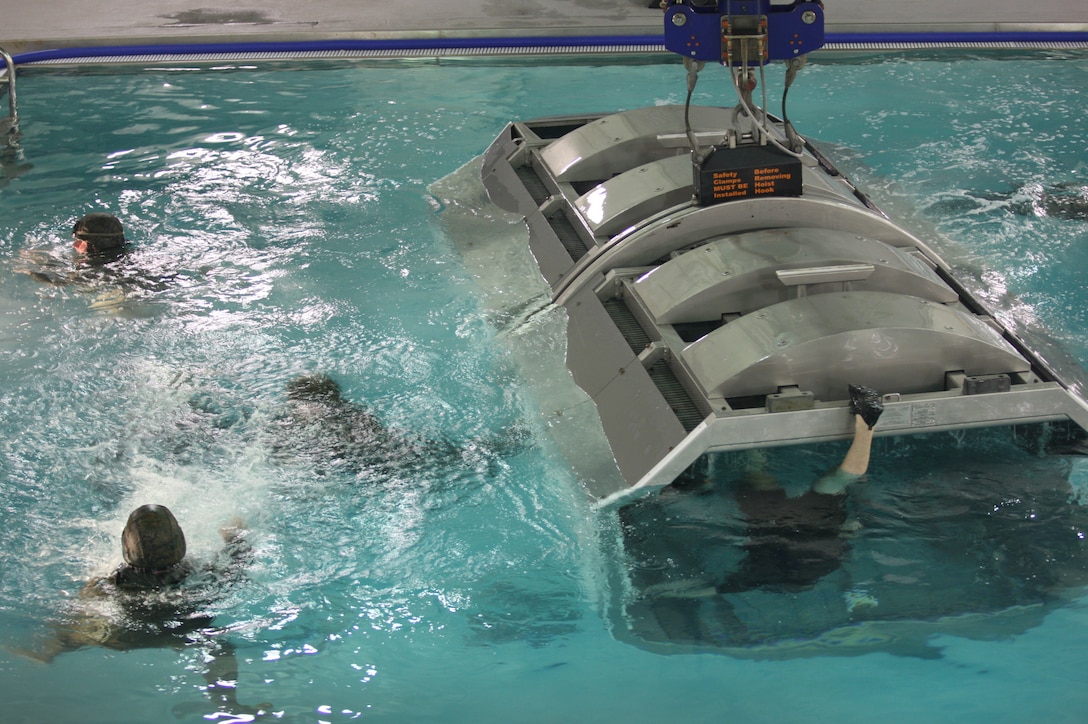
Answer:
15;250;73;285
219;517;248;543
28;270;55;283
18;268;71;285
848;384;884;429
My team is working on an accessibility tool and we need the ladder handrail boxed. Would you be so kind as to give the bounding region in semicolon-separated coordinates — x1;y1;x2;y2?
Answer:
1;46;18;130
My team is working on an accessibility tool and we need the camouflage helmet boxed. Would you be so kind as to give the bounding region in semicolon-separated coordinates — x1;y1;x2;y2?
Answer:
121;504;187;571
286;373;343;403
73;212;126;252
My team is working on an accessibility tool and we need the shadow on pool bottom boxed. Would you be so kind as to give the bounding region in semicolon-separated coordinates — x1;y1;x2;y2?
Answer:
608;427;1088;659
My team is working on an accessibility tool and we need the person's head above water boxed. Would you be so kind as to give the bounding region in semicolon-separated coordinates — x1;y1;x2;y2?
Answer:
72;212;126;255
121;504;187;573
286;373;345;404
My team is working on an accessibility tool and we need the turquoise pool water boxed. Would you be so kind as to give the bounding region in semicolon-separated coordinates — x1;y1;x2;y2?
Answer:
1;53;1087;722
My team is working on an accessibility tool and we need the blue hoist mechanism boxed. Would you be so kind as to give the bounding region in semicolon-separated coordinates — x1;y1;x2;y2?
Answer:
661;1;825;205
662;0;825;65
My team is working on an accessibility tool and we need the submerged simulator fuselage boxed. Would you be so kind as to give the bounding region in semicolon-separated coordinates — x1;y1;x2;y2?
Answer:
454;0;1088;657
478;1;1088;506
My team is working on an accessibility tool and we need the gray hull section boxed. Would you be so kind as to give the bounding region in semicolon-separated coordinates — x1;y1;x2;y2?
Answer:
479;106;1088;505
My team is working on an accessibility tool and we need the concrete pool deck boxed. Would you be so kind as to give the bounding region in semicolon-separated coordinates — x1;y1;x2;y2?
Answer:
2;1;1088;58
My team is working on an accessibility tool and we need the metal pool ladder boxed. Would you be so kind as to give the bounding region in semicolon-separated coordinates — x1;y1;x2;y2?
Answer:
1;46;19;146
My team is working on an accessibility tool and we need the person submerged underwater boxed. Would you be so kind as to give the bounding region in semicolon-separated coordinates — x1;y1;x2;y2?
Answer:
22;504;267;716
271;373;528;478
651;384;885;598
1011;182;1088;221
271;373;425;475
716;384;883;594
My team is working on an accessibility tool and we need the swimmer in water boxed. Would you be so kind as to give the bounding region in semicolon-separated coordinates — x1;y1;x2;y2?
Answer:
272;373;527;478
17;211;130;286
18;212;179;314
71;212;128;259
1007;182;1088;221
22;504;267;716
716;385;882;594
961;183;1088;221
642;384;884;599
272;373;423;474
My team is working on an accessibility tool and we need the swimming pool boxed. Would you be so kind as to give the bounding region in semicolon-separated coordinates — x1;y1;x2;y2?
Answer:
1;52;1087;722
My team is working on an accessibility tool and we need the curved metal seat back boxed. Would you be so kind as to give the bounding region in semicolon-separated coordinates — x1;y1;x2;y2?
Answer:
682;291;1030;402
633;227;958;324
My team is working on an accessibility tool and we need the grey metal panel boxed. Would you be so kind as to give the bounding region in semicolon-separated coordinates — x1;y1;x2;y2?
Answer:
572;155;869;240
574;154;695;238
479;136;589;288
633;227;958;323
524;210;577;287
597;382;1088;507
553;195;933;305
479;123;523;214
475;105;1088;504
540;106;734;183
481;145;542;219
564;284;690;486
681;291;1030;402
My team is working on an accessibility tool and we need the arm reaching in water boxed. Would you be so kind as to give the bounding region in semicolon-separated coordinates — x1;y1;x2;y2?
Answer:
812;384;882;495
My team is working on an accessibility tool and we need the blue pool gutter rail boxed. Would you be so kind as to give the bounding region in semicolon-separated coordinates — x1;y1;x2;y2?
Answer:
6;31;1088;67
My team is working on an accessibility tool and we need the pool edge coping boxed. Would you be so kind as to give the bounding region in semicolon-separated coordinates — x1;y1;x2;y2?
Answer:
4;31;1088;68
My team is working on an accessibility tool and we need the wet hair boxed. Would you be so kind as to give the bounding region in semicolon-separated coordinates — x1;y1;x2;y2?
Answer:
286;373;344;403
73;212;126;252
121;504;187;572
